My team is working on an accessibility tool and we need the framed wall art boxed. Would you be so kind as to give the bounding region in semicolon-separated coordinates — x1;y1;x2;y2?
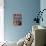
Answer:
13;13;22;26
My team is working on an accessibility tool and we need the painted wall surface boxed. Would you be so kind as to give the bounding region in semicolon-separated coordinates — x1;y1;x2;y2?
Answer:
4;0;40;42
40;0;46;27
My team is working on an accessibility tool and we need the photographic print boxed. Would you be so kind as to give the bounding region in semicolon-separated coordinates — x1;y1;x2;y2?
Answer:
13;13;22;26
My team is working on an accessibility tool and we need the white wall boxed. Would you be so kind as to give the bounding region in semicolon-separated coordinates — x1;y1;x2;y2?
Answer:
0;0;4;42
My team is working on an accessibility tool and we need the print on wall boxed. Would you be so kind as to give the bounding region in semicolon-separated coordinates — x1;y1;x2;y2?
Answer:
13;13;22;26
